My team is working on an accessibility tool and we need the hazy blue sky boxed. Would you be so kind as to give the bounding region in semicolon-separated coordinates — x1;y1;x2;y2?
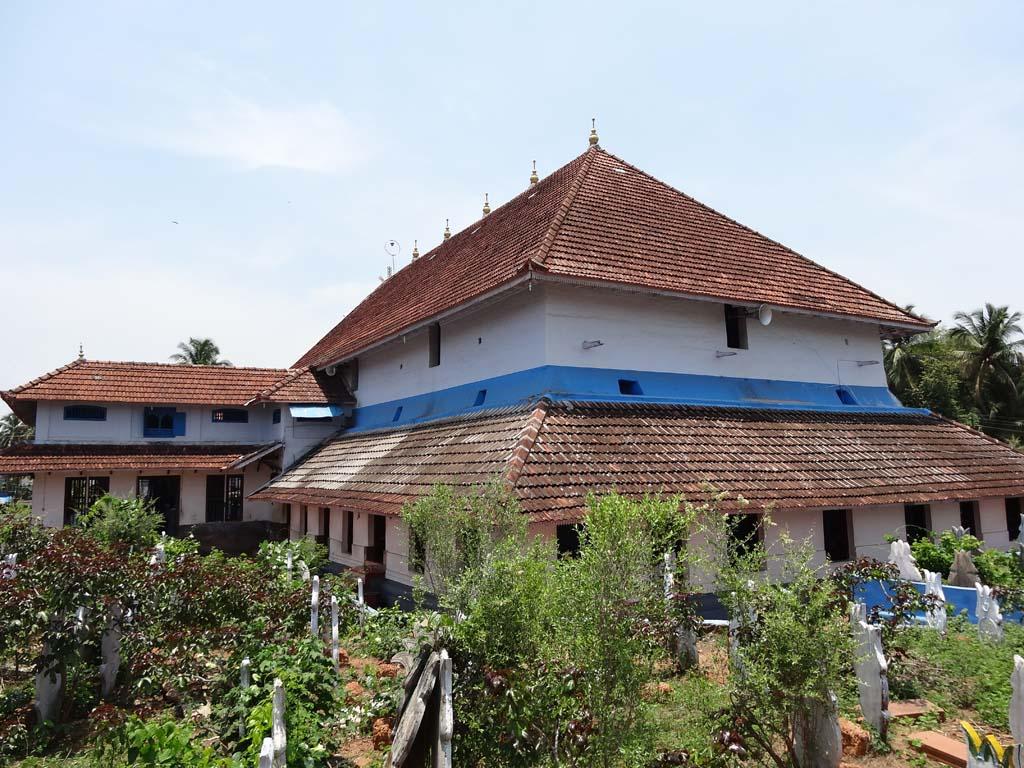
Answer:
1;1;1022;410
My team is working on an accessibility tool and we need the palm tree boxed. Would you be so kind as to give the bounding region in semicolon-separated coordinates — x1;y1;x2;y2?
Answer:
170;338;232;366
949;304;1024;410
0;413;33;448
883;305;936;394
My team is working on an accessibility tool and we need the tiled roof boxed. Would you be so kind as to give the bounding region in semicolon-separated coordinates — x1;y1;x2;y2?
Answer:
296;146;931;369
0;443;280;474
250;401;1024;522
1;360;351;417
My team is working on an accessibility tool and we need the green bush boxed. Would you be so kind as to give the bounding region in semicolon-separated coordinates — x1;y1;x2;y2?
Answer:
76;494;163;548
120;717;234;767
257;537;328;575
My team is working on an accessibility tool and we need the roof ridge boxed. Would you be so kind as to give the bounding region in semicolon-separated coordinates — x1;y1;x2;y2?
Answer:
595;148;932;330
531;145;599;269
248;366;312;403
6;358;86;395
505;399;550;488
70;359;293;373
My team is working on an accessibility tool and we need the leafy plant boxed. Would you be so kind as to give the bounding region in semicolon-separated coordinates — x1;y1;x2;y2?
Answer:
76;494;164;548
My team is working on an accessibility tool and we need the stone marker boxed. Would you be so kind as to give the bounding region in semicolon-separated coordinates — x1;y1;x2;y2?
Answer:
949;550;980;588
434;650;453;768
331;596;340;671
357;577;366;629
285;551;293;580
74;606;89;641
663;552;698;671
239;658;251;739
976;583;1004;642
792;690;842;768
851;615;889;740
310;575;320;637
950;525;968;540
922;569;947;633
298;560;310;582
888;539;922;581
271;678;286;768
258;736;274;768
1;553;16;579
34;634;63;724
149;540;166;566
99;603;123;699
392;651;440;767
1012;655;1024;745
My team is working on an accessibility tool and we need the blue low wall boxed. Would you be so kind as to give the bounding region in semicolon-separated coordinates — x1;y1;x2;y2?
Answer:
855;579;1023;624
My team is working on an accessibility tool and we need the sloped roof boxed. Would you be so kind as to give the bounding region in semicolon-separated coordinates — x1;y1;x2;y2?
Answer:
1;360;352;421
296;146;931;369
0;442;279;474
250;401;1024;522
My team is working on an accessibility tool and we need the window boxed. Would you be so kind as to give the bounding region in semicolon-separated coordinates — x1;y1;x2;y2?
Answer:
64;405;107;421
428;322;441;367
556;524;581;558
367;514;387;563
724;305;749;350
283;503;292;531
342;510;354;554
212;408;248;423
822;509;853;562
63;476;110;526
1007;498;1022;541
205;475;244;522
728;513;763;559
904;504;932;544
318;507;330;545
299;505;308;535
144;407;185;438
960;500;981;539
272;408;281;424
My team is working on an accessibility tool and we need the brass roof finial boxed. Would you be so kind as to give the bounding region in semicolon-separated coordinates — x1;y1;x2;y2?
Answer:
588;117;599;146
443;219;451;240
412;239;420;259
529;160;539;185
482;193;491;216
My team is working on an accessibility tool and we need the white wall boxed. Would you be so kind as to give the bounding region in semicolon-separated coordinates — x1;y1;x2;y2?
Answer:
543;285;887;388
355;288;548;407
30;462;276;528
34;402;282;445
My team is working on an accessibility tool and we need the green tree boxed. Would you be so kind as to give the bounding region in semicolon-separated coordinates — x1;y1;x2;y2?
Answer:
0;413;33;448
949;303;1024;411
169;337;232;366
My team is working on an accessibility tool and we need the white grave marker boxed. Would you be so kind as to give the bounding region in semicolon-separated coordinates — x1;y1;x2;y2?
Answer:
272;678;286;768
976;583;1004;642
434;649;453;768
258;736;274;768
922;569;947;633
888;539;922;581
850;605;889;739
1011;655;1024;746
99;603;122;699
330;596;340;671
239;658;251;739
310;576;320;637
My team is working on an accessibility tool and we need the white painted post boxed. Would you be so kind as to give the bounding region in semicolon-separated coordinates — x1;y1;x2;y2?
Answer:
434;650;453;768
34;626;63;724
149;540;166;566
330;596;340;671
888;540;922;581
285;551;293;580
922;570;947;633
271;678;286;768
793;691;842;768
298;560;310;582
976;583;1004;642
1011;655;1024;746
99;603;122;699
851;616;889;739
73;606;89;641
310;576;320;637
239;657;251;739
357;577;365;630
258;736;274;768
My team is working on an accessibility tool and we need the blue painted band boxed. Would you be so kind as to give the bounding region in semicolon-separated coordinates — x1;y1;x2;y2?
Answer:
348;365;927;433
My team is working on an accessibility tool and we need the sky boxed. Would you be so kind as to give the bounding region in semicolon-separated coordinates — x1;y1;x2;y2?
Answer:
1;1;1022;415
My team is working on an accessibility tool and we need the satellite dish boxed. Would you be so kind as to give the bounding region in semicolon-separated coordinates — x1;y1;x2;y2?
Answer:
384;240;401;258
757;305;773;326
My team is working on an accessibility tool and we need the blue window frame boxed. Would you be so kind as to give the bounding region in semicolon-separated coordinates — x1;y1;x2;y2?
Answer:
144;407;185;438
64;405;107;421
212;408;248;424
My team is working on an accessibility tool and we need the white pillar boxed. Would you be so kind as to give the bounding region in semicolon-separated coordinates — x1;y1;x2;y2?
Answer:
330;596;340;671
887;540;922;581
239;658;251;739
1011;655;1024;746
922;570;947;633
310;576;320;637
977;583;1004;642
99;603;123;699
258;736;274;768
272;678;286;768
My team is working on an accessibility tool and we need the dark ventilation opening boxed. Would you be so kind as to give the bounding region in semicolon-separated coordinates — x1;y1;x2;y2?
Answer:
473;389;487;406
836;388;858;405
904;504;932;543
392;406;403;422
959;500;981;538
428;322;441;368
618;379;643;396
556;524;581;558
724;305;749;349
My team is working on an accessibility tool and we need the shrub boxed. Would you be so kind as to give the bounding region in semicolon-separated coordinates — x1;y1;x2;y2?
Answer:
257;537;328;575
76;494;163;548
